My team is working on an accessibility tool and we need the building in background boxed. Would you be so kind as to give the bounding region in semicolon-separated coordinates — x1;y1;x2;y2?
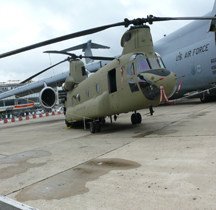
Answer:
0;80;65;119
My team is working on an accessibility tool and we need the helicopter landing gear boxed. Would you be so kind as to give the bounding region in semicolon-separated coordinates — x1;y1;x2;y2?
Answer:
149;106;154;115
114;115;117;121
89;121;101;133
131;112;142;125
65;120;71;128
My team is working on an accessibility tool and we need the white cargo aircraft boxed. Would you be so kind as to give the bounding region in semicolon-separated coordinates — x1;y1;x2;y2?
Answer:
1;1;216;110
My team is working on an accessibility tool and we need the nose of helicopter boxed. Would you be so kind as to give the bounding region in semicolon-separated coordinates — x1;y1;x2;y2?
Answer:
136;69;177;101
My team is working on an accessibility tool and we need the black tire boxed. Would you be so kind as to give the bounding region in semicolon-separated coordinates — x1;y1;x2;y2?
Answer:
96;121;101;132
90;122;96;133
131;113;137;125
136;113;142;124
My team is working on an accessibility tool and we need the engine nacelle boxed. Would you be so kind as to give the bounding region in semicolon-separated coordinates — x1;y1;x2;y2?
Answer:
64;76;76;91
39;86;57;109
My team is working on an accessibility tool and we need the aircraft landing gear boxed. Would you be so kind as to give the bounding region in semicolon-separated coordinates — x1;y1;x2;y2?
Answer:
131;112;142;125
149;106;154;115
89;121;101;133
65;120;71;128
114;115;117;121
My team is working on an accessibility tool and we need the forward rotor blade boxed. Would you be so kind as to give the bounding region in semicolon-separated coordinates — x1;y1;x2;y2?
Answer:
20;58;68;84
150;16;216;22
0;21;125;59
1;16;216;59
44;50;115;61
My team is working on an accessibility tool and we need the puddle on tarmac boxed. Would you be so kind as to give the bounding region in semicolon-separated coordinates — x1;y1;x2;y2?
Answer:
0;150;50;179
15;158;141;202
133;129;178;138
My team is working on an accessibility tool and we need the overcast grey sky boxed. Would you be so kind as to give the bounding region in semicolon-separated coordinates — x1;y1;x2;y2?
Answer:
0;0;215;82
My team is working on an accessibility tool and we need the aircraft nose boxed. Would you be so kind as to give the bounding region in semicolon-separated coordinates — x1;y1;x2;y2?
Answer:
137;69;177;101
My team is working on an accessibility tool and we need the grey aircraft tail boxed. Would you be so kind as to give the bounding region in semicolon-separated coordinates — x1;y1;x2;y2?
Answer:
209;0;216;31
61;40;110;64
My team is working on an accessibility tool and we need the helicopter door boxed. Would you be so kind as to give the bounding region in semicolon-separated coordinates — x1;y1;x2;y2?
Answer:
108;69;119;110
108;69;117;93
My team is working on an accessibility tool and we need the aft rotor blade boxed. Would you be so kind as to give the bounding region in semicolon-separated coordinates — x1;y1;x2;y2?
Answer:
20;58;68;84
0;21;125;59
44;50;115;60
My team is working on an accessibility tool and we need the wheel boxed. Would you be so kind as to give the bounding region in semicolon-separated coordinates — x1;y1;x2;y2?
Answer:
96;121;101;132
136;113;142;124
102;118;106;124
90;122;96;133
131;113;137;125
99;117;106;125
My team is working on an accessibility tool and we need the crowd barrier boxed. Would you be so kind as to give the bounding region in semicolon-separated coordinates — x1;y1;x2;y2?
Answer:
0;111;63;124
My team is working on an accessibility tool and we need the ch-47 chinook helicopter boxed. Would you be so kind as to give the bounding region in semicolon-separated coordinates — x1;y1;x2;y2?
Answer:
1;16;216;133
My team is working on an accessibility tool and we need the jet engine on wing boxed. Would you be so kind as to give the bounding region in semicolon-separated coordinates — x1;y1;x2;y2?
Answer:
39;86;57;109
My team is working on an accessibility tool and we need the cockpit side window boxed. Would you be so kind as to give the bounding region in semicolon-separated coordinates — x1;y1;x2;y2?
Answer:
127;62;135;77
157;57;166;68
130;63;135;76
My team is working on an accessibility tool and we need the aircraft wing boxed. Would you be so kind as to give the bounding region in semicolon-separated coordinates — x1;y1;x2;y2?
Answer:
0;59;111;100
0;72;69;100
170;86;216;103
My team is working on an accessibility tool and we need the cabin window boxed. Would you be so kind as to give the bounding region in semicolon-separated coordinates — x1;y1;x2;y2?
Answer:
76;94;80;102
128;78;139;93
96;83;100;94
149;58;160;69
108;69;117;93
86;89;89;98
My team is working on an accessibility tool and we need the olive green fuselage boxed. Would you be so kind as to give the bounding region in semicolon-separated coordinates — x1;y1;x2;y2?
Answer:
65;26;177;123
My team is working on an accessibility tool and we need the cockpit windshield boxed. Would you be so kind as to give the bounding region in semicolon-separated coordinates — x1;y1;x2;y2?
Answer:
148;58;159;69
127;53;166;77
136;59;151;73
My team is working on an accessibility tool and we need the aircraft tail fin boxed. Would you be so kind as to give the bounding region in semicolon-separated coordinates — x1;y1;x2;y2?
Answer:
208;0;216;32
211;0;216;15
61;40;110;64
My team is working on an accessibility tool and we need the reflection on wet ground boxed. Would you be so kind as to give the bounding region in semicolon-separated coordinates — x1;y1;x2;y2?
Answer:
0;150;50;179
15;158;141;202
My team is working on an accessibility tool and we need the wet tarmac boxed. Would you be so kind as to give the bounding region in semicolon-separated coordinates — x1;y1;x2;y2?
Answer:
0;99;216;209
